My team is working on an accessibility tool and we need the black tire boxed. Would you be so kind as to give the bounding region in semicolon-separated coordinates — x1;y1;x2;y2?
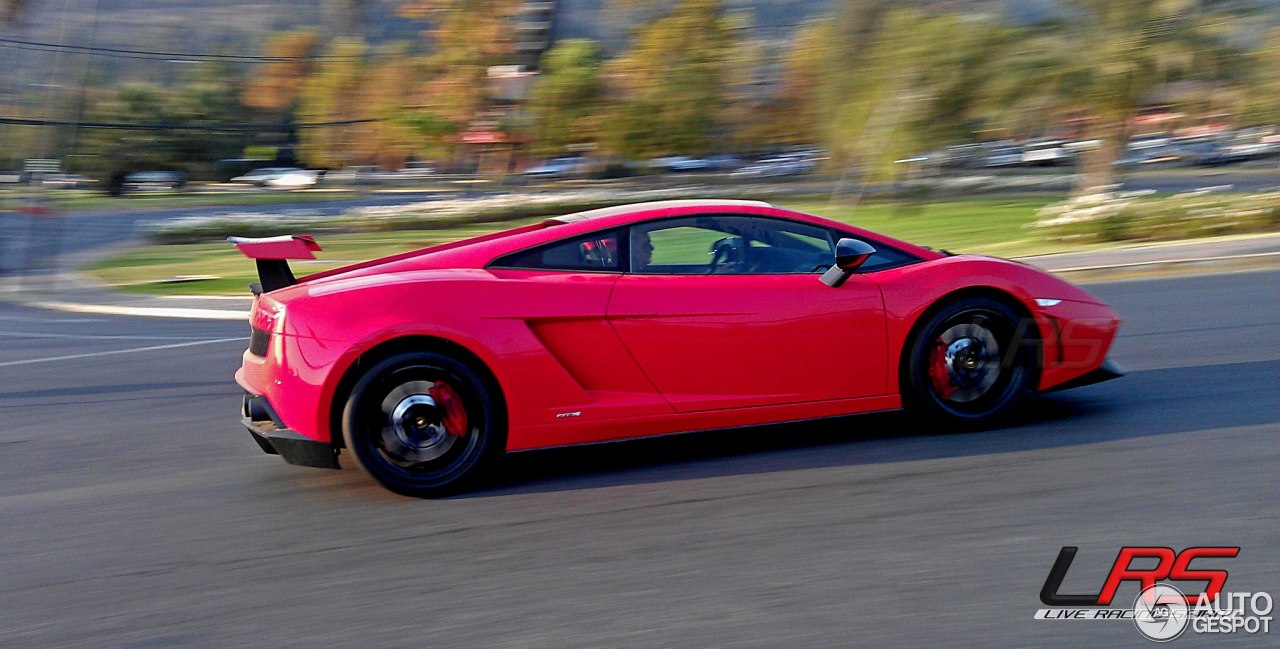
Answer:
341;351;504;497
902;297;1037;426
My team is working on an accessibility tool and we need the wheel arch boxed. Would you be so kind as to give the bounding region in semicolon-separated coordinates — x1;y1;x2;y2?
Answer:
325;334;507;450
895;286;1044;399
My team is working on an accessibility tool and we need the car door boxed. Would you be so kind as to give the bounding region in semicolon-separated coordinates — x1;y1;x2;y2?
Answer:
607;215;888;413
487;229;673;423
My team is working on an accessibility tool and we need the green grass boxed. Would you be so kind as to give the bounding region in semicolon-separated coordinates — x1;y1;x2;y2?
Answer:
785;196;1068;258
88;196;1078;295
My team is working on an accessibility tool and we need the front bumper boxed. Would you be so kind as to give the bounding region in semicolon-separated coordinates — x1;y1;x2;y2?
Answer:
241;393;339;469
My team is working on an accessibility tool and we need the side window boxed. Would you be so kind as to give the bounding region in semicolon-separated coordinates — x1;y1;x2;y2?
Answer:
492;230;621;271
642;225;728;268
631;216;834;275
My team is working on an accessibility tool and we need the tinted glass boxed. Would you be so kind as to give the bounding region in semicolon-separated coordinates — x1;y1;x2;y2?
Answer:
493;230;621;271
631;216;834;275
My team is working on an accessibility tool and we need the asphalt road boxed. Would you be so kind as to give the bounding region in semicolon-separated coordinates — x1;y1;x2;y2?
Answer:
1119;167;1279;194
0;271;1277;648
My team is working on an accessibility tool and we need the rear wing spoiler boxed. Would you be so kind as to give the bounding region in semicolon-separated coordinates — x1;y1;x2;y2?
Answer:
227;235;322;294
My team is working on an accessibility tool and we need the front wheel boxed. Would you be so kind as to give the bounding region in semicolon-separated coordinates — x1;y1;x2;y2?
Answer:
341;351;504;497
903;297;1037;426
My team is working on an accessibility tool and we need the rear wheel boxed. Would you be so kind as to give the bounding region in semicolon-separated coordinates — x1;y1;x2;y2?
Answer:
903;297;1037;426
341;351;503;497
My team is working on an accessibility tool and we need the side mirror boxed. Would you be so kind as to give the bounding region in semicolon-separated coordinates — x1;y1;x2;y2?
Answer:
820;238;876;287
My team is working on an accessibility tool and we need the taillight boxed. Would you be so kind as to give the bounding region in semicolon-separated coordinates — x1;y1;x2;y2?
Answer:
248;301;284;358
248;326;270;356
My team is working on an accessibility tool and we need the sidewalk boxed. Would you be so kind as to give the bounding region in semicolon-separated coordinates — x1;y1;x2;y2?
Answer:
2;233;1278;320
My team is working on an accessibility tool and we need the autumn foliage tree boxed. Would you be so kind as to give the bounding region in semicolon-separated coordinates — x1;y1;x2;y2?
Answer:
599;0;738;159
353;53;424;168
527;39;603;156
296;38;368;168
243;30;323;112
397;0;521;155
765;18;835;147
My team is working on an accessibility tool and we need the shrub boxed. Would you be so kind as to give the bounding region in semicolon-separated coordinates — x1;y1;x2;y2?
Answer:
1035;190;1280;243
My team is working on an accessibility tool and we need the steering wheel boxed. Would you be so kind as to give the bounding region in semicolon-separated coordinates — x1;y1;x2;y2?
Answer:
708;237;745;274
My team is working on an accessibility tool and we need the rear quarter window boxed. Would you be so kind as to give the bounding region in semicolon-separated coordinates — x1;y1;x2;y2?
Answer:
490;230;622;272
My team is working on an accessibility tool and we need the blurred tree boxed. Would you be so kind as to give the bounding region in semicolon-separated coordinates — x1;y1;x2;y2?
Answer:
354;53;424;168
243;30;323;111
987;0;1247;194
1238;27;1280;126
761;18;835;147
397;0;521;157
75;62;249;179
527;39;603;156
599;0;737;158
296;38;368;168
165;62;252;172
815;7;1012;181
716;11;766;153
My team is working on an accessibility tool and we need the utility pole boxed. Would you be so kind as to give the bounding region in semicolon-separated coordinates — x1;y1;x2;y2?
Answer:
66;0;102;175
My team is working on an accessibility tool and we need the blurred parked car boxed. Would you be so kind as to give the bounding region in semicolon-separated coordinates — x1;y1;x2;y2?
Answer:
983;143;1024;168
396;161;436;178
264;170;320;190
731;155;815;178
1126;137;1179;165
40;173;92;189
324;166;394;184
523;157;589;179
938;144;984;169
650;156;713;173
704;154;743;172
123;171;187;192
230;167;304;187
1021;140;1072;166
0;170;33;184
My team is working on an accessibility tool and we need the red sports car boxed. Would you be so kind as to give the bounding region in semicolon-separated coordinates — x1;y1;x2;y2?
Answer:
233;200;1122;497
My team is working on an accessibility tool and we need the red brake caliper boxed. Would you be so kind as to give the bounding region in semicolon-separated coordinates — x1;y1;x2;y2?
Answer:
428;382;469;437
928;341;956;400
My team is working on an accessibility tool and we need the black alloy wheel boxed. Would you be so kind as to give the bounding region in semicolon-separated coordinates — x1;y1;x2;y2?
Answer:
903;297;1037;426
342;351;503;497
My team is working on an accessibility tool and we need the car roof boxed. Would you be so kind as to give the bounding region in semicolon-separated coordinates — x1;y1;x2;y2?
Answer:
544;199;774;225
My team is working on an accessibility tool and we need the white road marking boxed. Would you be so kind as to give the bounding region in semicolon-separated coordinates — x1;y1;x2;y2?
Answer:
0;337;245;368
0;330;216;341
22;300;247;320
155;294;252;301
